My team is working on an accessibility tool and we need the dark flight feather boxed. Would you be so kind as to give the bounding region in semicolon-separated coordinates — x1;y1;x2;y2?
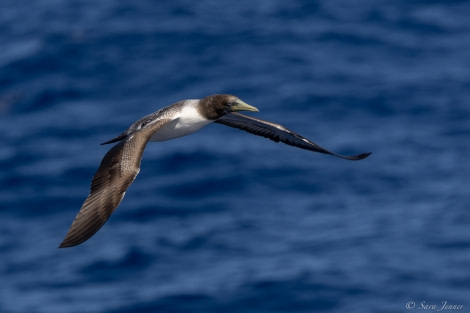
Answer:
59;120;170;248
215;112;371;160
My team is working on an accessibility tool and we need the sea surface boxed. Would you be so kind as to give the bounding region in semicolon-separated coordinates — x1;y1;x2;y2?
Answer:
1;1;469;312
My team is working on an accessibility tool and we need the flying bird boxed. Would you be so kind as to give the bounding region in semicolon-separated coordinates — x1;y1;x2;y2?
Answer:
60;94;371;248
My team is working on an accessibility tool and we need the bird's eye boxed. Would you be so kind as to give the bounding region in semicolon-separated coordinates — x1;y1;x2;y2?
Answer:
225;102;234;113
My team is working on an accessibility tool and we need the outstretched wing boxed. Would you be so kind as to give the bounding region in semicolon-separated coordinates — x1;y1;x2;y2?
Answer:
215;112;371;160
59;120;169;248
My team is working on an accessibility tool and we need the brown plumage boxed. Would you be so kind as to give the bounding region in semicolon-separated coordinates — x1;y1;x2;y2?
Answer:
60;94;371;248
59;119;170;248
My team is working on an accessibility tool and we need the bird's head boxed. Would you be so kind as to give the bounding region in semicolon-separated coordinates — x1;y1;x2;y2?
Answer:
200;94;258;120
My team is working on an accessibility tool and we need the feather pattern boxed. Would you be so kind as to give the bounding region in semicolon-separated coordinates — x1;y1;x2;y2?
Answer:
215;112;371;160
59;94;371;248
59;119;170;248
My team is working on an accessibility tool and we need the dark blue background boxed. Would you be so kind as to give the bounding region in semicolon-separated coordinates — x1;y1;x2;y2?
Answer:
1;1;469;312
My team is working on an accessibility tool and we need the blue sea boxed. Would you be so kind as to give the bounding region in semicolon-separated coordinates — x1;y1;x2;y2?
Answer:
1;1;469;312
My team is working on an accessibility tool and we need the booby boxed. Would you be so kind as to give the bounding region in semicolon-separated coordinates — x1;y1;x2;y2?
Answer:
59;94;371;248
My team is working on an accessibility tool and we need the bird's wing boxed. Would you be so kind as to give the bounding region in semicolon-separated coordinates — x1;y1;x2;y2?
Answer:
215;112;371;160
59;119;170;248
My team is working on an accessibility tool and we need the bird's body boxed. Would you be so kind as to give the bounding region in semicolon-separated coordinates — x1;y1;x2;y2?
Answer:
60;94;371;248
149;100;212;142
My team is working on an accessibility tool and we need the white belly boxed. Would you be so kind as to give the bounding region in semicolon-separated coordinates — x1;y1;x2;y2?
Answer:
150;104;212;142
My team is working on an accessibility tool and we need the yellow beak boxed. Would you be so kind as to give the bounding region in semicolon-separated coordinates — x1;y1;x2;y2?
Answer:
230;99;259;112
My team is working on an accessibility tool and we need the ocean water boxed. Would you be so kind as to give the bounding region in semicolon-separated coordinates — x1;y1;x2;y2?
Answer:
1;1;470;312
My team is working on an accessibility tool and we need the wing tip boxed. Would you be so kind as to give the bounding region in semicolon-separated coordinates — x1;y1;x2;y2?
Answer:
329;150;372;161
58;241;70;249
101;133;127;145
58;234;84;248
351;151;372;160
58;241;74;249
